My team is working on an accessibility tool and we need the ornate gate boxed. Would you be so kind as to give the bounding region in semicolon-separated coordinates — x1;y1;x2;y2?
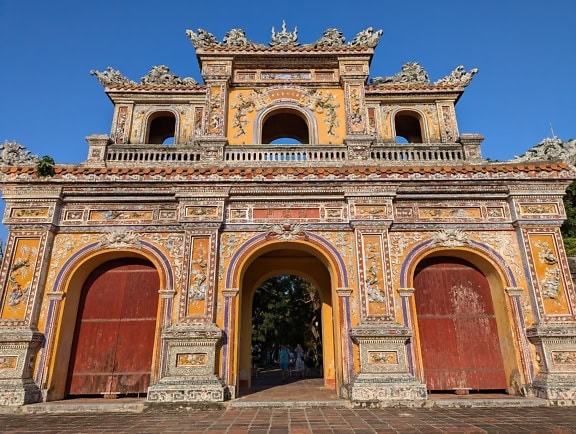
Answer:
414;257;507;392
67;258;159;396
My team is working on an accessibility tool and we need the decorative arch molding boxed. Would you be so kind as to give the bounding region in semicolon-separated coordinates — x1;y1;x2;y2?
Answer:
390;107;430;144
51;239;174;294
254;102;318;144
399;237;517;289
225;230;349;289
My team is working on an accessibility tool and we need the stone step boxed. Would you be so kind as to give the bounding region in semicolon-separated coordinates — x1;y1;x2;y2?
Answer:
229;399;350;408
429;397;549;408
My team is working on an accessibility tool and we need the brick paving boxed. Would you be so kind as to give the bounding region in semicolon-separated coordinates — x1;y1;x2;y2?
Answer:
1;372;574;433
1;406;576;433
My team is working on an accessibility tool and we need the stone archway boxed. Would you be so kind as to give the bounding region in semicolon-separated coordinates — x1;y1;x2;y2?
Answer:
228;240;347;398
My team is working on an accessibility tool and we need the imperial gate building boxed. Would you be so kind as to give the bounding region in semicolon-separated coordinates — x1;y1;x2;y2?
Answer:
1;24;576;406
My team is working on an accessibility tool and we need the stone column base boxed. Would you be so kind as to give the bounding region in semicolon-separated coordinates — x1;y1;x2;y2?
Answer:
147;324;225;403
0;379;41;406
527;323;576;405
0;329;44;406
147;376;228;403
350;373;427;407
531;375;576;405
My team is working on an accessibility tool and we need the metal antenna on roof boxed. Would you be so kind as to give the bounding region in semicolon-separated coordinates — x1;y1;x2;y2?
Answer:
550;122;556;138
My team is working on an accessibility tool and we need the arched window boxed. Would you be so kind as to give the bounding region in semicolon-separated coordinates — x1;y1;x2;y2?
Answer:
394;111;423;144
147;111;176;144
261;109;309;144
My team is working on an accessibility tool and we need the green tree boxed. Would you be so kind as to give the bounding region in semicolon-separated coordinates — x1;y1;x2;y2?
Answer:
251;275;321;357
562;181;576;256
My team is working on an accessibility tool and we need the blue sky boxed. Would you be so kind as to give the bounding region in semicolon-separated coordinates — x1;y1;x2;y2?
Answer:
1;0;575;164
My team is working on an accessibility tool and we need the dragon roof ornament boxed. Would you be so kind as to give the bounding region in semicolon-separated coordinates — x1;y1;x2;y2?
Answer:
0;141;40;166
185;24;383;49
434;65;478;87
90;67;137;86
512;137;576;164
370;62;430;85
140;65;197;85
91;65;196;87
370;63;478;87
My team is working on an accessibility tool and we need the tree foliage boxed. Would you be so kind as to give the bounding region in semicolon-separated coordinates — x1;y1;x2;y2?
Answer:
35;155;55;177
562;181;576;256
251;275;321;355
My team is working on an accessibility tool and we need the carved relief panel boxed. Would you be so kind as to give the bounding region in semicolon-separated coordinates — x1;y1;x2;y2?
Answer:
438;103;458;143
357;232;394;319
344;82;367;134
524;230;576;319
0;236;42;322
111;104;133;144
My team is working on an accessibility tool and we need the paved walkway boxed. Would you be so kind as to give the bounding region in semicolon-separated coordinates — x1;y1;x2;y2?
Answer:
2;371;575;432
1;406;576;433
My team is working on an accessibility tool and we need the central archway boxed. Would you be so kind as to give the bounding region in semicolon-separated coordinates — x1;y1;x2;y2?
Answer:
236;243;340;394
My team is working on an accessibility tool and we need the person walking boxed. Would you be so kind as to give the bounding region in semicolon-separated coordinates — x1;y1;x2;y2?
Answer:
278;343;290;382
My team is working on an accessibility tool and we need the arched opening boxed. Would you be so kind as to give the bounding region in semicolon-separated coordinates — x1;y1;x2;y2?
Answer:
394;111;423;143
236;244;339;398
261;109;309;144
413;256;508;394
147;111;176;144
66;257;160;397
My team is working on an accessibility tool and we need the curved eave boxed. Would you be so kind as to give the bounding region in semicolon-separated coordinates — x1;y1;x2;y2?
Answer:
366;84;465;102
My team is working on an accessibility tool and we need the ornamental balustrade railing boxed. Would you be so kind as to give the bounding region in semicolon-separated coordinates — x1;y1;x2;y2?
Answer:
101;143;467;166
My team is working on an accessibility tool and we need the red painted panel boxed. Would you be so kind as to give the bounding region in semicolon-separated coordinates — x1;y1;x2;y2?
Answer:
414;257;507;392
68;259;159;396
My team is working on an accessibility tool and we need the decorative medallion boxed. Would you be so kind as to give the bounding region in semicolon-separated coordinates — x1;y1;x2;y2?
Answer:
432;229;471;247
97;230;142;249
265;223;308;241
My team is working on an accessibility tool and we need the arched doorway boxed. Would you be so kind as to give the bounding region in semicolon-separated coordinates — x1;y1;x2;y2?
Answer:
67;258;160;397
413;256;507;393
236;245;339;394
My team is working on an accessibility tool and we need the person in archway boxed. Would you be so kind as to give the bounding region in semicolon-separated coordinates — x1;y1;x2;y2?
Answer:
293;344;305;377
278;343;290;382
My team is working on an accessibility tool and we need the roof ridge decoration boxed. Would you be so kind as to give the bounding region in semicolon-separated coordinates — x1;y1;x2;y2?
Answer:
0;141;39;166
270;20;299;47
370;63;478;87
185;24;382;49
512;137;576;164
370;62;430;85
90;67;137;86
140;65;197;85
91;65;197;87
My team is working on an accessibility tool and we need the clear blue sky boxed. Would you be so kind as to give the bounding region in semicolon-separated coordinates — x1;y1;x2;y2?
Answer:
1;0;575;163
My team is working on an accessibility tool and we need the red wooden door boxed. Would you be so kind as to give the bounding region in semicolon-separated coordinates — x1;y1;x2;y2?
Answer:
68;258;159;396
414;257;507;392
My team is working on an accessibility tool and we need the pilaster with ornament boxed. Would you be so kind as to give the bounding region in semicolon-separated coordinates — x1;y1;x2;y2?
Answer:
0;186;61;405
339;56;373;159
0;229;55;405
196;58;232;160
504;287;535;391
353;223;394;321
